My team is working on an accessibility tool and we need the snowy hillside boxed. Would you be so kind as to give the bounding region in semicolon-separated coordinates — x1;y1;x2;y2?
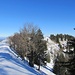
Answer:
44;37;59;67
44;36;67;68
0;39;55;75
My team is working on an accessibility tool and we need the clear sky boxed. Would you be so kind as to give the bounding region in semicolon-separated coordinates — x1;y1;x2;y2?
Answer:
0;0;75;37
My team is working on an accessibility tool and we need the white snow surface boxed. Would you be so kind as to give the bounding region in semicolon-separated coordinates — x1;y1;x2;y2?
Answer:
0;39;55;75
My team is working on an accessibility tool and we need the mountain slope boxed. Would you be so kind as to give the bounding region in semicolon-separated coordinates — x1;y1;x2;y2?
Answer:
0;43;39;75
0;39;55;75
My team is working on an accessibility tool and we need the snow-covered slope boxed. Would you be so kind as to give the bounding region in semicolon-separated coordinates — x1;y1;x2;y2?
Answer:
44;36;67;69
0;39;55;75
44;37;60;68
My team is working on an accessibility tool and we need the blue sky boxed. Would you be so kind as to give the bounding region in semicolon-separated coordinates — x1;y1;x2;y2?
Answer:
0;0;75;37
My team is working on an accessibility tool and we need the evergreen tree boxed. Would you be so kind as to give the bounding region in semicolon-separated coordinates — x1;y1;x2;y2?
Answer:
67;39;75;75
56;34;59;43
60;34;63;41
50;34;55;40
35;29;47;70
53;38;75;75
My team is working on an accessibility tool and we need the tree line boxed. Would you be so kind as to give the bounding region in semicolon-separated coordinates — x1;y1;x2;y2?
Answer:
8;23;49;70
50;34;74;43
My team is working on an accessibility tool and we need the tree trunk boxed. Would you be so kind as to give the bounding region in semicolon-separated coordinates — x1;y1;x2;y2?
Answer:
29;50;34;67
38;58;40;70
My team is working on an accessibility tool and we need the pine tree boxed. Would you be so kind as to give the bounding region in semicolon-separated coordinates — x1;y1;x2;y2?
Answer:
53;38;75;75
35;29;47;70
56;34;59;43
50;34;55;40
67;39;75;75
